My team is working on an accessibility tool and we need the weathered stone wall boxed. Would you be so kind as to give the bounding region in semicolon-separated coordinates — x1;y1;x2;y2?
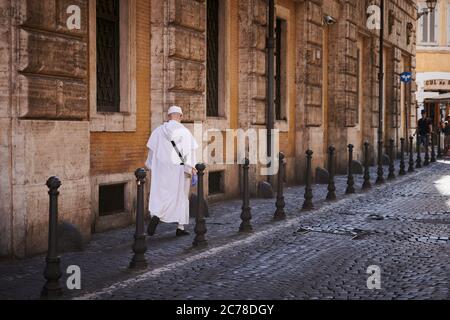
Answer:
151;0;206;129
90;0;151;232
0;0;12;258
0;0;91;258
294;0;417;174
0;0;419;257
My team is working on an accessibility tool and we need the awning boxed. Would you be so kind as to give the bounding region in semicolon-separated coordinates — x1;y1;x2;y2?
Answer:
425;93;450;103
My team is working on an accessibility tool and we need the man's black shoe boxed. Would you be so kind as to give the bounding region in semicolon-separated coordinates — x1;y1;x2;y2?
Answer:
176;229;190;237
147;216;160;236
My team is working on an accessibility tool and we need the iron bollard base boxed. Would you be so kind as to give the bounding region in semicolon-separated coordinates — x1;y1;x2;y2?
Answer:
239;225;253;233
193;239;208;248
129;235;148;270
362;182;372;190
345;187;355;195
129;260;148;270
274;208;286;221
41;257;63;299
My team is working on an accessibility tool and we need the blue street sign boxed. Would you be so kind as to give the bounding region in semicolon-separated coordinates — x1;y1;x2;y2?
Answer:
400;72;412;83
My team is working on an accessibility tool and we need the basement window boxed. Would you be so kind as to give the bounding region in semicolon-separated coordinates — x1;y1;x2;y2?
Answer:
99;183;125;216
208;171;224;195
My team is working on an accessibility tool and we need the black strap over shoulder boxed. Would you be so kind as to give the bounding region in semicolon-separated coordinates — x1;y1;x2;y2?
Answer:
171;141;185;166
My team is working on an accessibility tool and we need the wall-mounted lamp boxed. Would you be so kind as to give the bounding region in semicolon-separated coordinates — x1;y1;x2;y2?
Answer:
416;0;438;20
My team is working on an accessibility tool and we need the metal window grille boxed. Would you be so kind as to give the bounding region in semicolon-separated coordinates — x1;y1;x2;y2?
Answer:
96;0;121;112
206;0;219;117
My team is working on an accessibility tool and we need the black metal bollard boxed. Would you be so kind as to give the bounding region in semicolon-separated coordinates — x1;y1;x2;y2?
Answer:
424;134;430;166
399;138;406;176
326;146;337;200
193;163;208;247
302;150;314;211
431;132;437;162
240;158;253;232
129;169;148;270
387;138;396;180
362;142;372;190
41;177;63;299
274;153;286;221
408;136;415;173
345;144;355;194
416;136;422;169
376;140;385;184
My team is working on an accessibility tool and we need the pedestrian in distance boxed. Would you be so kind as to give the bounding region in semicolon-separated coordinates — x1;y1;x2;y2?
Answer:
414;109;433;148
443;115;450;157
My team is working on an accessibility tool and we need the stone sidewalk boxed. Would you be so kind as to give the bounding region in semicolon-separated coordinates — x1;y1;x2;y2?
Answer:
0;159;448;300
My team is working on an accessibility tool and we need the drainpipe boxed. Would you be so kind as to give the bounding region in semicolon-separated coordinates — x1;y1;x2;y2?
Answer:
266;0;275;182
376;0;385;184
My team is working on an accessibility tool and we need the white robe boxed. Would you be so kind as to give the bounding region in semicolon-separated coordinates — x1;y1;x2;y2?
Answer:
145;120;198;225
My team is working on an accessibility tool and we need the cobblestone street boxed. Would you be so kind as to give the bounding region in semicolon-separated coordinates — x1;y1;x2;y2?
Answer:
0;160;449;300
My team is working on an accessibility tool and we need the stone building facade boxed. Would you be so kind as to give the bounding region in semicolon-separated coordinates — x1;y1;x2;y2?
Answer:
0;0;419;258
416;0;450;122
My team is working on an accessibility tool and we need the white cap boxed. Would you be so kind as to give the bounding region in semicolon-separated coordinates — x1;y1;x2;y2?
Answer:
168;106;183;115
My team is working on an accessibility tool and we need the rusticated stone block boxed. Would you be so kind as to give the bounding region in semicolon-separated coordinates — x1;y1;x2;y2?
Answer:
250;49;266;75
17;75;87;120
166;91;205;122
252;0;267;25
168;26;191;59
307;1;322;24
306;65;322;86
167;59;205;93
306;86;322;106
346;40;358;58
0;19;10;117
18;29;87;78
253;100;266;125
250;74;266;101
18;0;87;36
168;25;205;62
307;24;323;47
189;31;206;62
305;105;322;127
168;0;206;32
56;0;88;35
17;0;56;30
251;24;266;50
346;22;357;41
345;109;357;127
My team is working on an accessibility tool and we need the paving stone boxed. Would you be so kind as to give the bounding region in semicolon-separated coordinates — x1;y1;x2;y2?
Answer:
0;160;448;300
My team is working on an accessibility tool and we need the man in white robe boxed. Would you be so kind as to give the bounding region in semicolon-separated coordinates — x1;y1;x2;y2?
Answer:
145;106;199;237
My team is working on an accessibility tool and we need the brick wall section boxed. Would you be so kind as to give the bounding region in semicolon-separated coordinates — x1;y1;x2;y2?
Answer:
90;0;151;175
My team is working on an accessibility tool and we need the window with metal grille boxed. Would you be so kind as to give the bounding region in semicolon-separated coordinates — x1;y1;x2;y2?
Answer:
206;0;219;117
96;0;121;112
208;171;224;195
275;18;287;121
99;183;126;216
